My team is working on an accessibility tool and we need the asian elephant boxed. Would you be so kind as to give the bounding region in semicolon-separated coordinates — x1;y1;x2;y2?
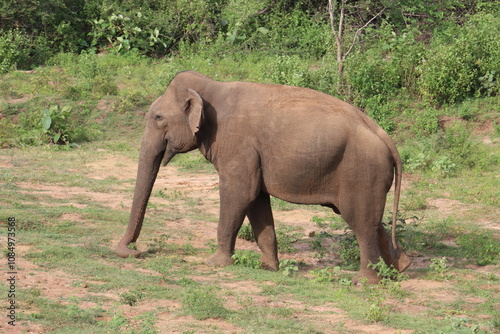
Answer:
116;70;411;284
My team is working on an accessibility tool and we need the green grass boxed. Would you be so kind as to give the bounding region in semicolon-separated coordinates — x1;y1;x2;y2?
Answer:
0;53;499;333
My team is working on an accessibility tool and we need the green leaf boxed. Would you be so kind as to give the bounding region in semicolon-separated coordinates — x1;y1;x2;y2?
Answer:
257;27;269;35
53;133;61;143
60;106;71;118
41;114;52;132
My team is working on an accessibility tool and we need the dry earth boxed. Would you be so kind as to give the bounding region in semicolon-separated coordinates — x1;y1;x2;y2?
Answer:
1;151;498;334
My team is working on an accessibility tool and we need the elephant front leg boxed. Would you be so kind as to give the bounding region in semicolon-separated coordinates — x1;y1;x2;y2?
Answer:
247;192;279;271
206;166;261;267
205;205;246;267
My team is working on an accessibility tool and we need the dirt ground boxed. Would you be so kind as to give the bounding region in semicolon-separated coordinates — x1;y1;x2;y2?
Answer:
1;151;498;334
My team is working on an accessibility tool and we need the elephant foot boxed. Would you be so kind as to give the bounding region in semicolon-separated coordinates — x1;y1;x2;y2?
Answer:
206;251;235;267
396;252;411;272
116;243;143;258
352;269;382;285
260;255;279;271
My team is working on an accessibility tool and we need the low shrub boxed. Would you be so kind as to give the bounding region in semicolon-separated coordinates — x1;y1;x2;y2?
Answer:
267;54;310;87
232;251;261;269
0;30;30;73
368;257;409;284
400;121;493;175
418;13;500;104
336;231;360;271
3;104;100;147
238;223;255;242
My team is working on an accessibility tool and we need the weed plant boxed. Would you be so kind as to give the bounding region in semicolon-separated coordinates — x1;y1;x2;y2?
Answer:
428;257;453;281
232;251;261;269
368;257;409;284
279;259;300;277
182;286;230;320
309;266;351;285
119;290;144;306
276;224;301;253
237;223;255;242
336;231;361;271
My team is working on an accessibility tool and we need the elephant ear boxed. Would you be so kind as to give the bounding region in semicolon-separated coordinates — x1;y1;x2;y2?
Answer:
186;88;204;135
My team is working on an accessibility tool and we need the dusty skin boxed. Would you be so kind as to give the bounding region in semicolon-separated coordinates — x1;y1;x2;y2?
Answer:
0;150;498;333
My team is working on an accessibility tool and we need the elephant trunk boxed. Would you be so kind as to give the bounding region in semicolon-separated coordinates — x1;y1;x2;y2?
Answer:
116;139;166;258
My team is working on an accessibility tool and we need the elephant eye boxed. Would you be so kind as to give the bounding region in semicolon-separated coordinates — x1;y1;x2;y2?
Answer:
154;114;163;121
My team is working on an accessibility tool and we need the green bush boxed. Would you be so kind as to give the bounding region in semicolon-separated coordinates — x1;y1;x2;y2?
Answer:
88;12;165;54
364;96;397;134
309;266;350;284
368;257;409;284
238;223;255;242
267;54;310;87
218;0;269;48
410;108;440;137
401;121;492;175
7;104;100;147
0;30;30;73
265;9;331;58
419;13;500;104
428;257;453;280
0;0;89;69
346;46;400;102
279;259;299;277
306;61;339;96
345;22;424;103
0;29;55;74
88;0;219;56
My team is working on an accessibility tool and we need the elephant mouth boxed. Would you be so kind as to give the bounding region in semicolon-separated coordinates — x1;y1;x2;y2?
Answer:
161;142;176;166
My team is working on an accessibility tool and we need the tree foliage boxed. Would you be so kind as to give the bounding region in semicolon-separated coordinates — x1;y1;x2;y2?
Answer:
0;0;499;104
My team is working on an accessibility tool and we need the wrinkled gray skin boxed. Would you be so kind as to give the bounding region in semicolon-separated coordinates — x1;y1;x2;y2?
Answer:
116;71;410;284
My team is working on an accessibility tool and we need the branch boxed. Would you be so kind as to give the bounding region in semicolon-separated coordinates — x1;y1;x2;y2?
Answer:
401;12;430;18
256;0;277;15
343;7;385;60
338;1;345;41
328;0;337;38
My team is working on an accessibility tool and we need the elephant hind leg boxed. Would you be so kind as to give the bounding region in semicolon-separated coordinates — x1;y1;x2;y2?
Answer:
350;223;411;285
339;197;389;284
351;229;385;285
247;192;279;271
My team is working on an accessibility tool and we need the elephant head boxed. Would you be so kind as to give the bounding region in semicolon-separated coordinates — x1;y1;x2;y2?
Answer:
115;73;205;257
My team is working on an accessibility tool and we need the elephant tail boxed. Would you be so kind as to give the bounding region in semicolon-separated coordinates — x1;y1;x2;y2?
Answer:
390;144;402;250
375;125;402;250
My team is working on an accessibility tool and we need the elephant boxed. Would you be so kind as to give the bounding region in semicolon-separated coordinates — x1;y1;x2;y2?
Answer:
115;70;411;284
